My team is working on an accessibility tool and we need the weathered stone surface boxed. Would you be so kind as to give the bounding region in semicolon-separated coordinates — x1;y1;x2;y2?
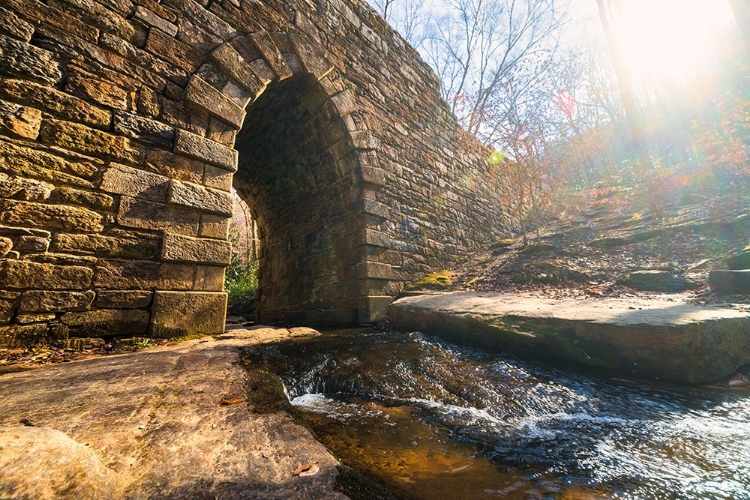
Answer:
0;236;11;257
0;199;103;233
0;291;20;323
145;28;202;73
61;309;149;335
0;78;111;128
54;186;114;210
389;292;750;384
100;163;170;202
0;140;98;187
150;291;227;337
40;119;143;164
134;6;178;36
0;323;48;347
0;225;50;239
66;73;131;111
173;128;238;171
184;75;246;129
709;270;750;295
616;270;699;292
0;260;93;290
0;99;41;139
15;236;50;253
52;233;161;259
727;251;750;270
168;179;234;216
0;34;61;84
0;6;34;41
0;329;343;499
210;43;265;97
94;259;194;291
118;196;201;236
24;252;97;266
249;31;293;80
199;213;230;239
0;174;54;201
15;312;56;324
145;149;205;185
19;290;95;313
193;265;225;292
95;290;153;309
113;111;175;148
161;232;232;265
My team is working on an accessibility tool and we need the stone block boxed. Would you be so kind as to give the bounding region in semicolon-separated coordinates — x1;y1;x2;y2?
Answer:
0;99;41;139
0;290;20;323
288;33;333;79
65;337;106;350
0;323;49;348
359;229;391;248
248;31;292;80
173;128;238;172
25;253;97;266
145;28;202;73
134;6;178;36
19;290;96;313
0;225;50;238
194;265;225;292
52;233;161;259
209;43;265;97
95;290;153;309
709;270;750;295
66;74;131;111
0;78;111;128
184;75;246;129
199;214;230;240
203;164;233;192
0;6;34;42
161;232;231;265
357;295;393;323
113;112;175;148
16;313;56;324
100;163;170;202
94;259;194;291
0;174;54;201
61;309;149;336
356;262;394;280
0;260;93;290
0;236;12;257
0;34;61;84
15;236;50;253
0;199;103;233
54;187;114;211
40;119;143;165
0;140;98;188
150;291;227;337
118;196;200;236
145;149;205;185
168;180;234;216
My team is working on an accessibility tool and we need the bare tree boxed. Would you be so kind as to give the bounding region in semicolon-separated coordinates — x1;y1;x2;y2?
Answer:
422;0;564;146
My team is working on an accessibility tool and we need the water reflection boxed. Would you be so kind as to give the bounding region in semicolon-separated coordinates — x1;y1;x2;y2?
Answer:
244;329;750;499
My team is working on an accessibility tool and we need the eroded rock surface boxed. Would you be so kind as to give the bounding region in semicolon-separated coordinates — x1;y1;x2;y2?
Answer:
389;292;750;384
0;327;346;499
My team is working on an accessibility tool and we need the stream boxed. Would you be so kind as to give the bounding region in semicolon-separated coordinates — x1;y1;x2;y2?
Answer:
244;329;750;499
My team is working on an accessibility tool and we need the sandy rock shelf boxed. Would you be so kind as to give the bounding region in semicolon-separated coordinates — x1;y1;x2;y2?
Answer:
389;292;750;384
0;327;346;500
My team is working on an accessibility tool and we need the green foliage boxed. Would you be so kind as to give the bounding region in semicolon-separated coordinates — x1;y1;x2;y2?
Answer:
225;256;258;315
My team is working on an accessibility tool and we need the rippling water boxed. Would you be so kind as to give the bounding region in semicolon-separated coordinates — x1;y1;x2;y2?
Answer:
245;329;750;499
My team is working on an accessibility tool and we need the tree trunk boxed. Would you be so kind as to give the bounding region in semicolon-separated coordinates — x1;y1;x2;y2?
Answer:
595;0;652;173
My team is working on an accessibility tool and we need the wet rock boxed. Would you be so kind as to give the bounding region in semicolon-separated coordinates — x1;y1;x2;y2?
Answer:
616;270;698;292
389;291;750;384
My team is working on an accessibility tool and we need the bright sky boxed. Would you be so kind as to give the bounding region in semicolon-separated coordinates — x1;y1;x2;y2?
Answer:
567;0;737;81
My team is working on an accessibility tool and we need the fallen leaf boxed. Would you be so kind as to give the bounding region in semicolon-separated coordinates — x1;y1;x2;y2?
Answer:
220;397;246;405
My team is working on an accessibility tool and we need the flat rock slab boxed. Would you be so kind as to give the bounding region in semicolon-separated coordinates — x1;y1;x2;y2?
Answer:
389;292;750;384
0;327;346;500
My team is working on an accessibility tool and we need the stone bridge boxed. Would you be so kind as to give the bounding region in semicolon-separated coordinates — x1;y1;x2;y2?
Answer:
0;0;508;345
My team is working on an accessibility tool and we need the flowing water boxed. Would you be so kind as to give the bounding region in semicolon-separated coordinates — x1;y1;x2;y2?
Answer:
244;329;750;499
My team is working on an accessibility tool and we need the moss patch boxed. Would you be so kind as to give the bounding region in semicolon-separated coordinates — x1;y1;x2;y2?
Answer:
405;270;454;291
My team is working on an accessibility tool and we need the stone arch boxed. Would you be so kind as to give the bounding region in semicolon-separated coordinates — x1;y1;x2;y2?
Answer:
153;29;387;330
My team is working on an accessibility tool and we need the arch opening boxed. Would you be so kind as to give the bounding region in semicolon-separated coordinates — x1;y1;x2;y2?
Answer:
232;73;360;325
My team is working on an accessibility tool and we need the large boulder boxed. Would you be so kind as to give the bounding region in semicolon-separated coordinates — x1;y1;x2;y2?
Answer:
709;270;750;295
389;291;750;384
616;270;698;292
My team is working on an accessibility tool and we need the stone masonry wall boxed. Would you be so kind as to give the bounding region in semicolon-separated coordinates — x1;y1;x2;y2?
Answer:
0;0;509;347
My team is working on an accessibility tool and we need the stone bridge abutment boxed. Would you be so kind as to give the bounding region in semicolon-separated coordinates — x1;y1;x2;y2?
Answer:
0;0;509;347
